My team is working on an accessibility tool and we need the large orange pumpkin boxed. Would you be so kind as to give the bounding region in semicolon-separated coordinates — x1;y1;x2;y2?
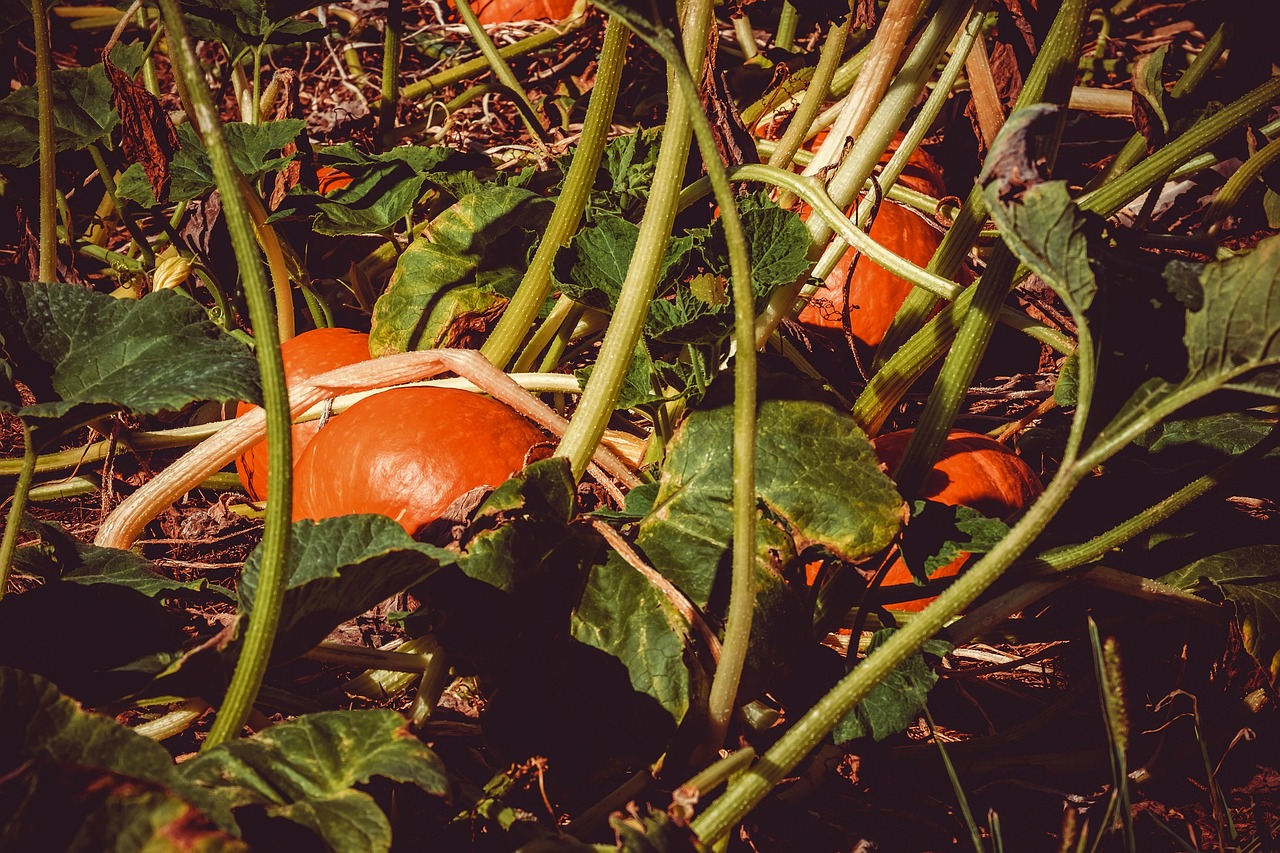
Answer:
873;429;1043;611
291;387;546;536
235;328;373;501
451;0;576;24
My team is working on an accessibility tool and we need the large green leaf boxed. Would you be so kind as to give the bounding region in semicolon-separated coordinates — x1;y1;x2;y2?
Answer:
0;281;260;446
179;710;446;853
1162;545;1280;688
0;669;245;851
897;500;1012;582
0;44;144;167
238;515;453;665
179;0;325;52
833;631;952;743
554;213;695;313
117;120;304;206
572;552;693;722
368;186;552;354
637;399;902;606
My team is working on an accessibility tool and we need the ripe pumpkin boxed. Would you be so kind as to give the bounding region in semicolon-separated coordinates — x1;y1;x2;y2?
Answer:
316;165;354;195
796;200;950;349
804;130;947;197
451;0;577;24
874;428;1043;611
291;386;546;537
235;327;373;501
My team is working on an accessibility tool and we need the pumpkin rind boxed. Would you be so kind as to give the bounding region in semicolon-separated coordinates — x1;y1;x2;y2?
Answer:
234;328;373;501
291;387;546;536
874;429;1042;611
452;0;576;24
796;200;948;349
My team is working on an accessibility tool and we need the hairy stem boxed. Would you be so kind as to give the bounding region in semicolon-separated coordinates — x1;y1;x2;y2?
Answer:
0;425;38;597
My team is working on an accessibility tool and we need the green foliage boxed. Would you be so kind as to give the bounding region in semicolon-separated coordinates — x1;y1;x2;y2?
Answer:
898;501;1012;582
0;43;144;167
0;280;260;447
833;631;952;744
117;120;305;205
368;186;553;354
1163;545;1280;689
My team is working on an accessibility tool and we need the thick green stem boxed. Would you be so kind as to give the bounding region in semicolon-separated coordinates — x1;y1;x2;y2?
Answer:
482;15;629;368
32;0;57;282
396;17;586;103
555;3;713;480
453;0;553;147
0;426;38;597
1204;133;1280;231
157;0;292;750
774;2;799;52
766;17;849;174
378;0;402;139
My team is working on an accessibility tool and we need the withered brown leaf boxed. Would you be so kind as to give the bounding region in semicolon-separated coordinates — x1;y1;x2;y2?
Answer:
103;48;179;204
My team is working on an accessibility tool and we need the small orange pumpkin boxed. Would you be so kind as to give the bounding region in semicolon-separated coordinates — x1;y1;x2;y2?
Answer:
291;387;546;536
316;165;354;195
234;328;373;501
873;429;1043;611
450;0;577;24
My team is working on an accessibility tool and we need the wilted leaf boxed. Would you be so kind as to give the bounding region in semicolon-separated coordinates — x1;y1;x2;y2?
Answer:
0;280;259;446
103;49;179;204
0;43;144;167
833;631;952;743
180;710;446;852
1162;545;1280;687
898;500;1012;581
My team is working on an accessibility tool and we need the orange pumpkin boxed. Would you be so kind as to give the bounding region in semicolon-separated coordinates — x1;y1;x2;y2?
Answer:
873;429;1043;611
316;165;354;195
235;328;373;501
291;387;546;536
804;130;947;197
451;0;577;24
797;200;950;349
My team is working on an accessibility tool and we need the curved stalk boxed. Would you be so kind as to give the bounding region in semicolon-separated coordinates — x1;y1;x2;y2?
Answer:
482;15;629;368
755;0;974;346
33;0;57;282
453;0;552;148
0;425;38;597
555;2;713;480
1203;133;1280;232
680;164;1073;354
157;0;293;750
87;145;156;267
774;2;799;52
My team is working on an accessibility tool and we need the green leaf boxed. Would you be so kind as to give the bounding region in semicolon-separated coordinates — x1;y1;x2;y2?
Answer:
12;520;233;601
898;500;1012;581
572;552;692;722
368;187;552;354
1162;545;1280;688
1128;412;1280;473
589;128;662;222
980;107;1098;323
637;400;902;607
0;281;260;447
180;710;447;852
0;43;144;167
574;341;668;410
239;515;453;665
117;120;305;206
1181;236;1280;399
0;581;190;705
180;0;326;50
833;631;952;743
555;214;695;313
0;669;244;851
